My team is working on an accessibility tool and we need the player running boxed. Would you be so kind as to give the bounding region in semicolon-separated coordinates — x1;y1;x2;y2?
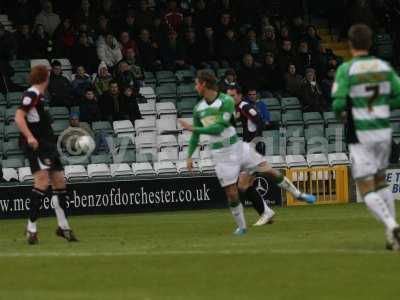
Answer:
15;65;78;244
227;85;275;226
179;71;315;235
332;24;400;250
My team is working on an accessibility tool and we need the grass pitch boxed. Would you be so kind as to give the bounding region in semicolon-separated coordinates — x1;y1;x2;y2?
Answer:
0;203;400;300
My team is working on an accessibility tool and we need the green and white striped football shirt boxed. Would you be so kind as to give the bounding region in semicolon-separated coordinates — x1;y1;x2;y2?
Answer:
332;55;400;143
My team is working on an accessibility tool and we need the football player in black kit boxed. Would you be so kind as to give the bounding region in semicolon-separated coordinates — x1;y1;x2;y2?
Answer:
15;65;78;244
227;86;276;226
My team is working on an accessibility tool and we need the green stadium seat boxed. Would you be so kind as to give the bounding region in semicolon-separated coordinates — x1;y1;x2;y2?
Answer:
62;156;90;165
287;143;306;155
393;122;400;138
303;112;323;126
4;139;23;157
0;106;5;122
0;94;6;106
390;110;400;122
9;60;30;72
328;141;347;153
92;121;113;134
156;83;177;100
2;157;24;168
307;138;328;154
326;124;345;143
177;98;197;115
175;69;195;83
323;111;339;125
269;111;281;123
5;123;20;140
6;92;23;106
49;107;69;120
90;154;112;164
156;70;176;84
144;71;156;84
0;123;4;139
262;130;281;155
11;72;29;87
177;83;197;98
281;97;301;111
282;110;303;126
51;120;70;135
261;98;281;111
115;149;136;163
159;98;177;106
136;152;155;162
286;125;304;138
305;126;325;140
5;107;18;124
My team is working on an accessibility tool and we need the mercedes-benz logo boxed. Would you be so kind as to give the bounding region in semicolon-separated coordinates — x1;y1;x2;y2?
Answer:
254;176;269;200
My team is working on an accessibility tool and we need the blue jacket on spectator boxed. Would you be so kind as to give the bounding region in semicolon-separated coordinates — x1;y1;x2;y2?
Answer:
255;100;271;123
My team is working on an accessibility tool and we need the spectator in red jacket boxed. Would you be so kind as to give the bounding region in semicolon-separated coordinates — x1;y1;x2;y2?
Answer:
164;0;184;32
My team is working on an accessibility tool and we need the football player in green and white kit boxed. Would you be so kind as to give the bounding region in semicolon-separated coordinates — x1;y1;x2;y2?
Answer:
332;24;400;250
179;71;315;235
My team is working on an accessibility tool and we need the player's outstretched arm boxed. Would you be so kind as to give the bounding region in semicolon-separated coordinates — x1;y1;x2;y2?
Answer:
389;68;400;109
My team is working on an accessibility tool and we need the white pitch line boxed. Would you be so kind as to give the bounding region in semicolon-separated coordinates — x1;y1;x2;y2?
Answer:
0;248;393;257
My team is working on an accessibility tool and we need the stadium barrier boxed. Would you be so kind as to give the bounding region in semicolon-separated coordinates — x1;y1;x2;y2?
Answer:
285;165;350;206
0;175;283;219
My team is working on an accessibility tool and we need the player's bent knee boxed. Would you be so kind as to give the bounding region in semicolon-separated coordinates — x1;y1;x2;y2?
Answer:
33;171;50;190
357;177;376;196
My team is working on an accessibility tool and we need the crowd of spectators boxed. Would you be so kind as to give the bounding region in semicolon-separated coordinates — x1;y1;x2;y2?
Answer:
0;0;395;123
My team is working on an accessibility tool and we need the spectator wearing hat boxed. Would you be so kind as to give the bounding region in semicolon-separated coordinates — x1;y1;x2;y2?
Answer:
300;68;326;113
218;69;238;93
94;61;113;96
260;25;279;56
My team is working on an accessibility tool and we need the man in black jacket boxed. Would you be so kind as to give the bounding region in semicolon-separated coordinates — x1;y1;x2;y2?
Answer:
99;81;130;122
48;60;73;107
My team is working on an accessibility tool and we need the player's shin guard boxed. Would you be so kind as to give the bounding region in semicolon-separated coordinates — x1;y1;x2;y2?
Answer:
275;174;301;198
229;200;246;230
364;192;398;231
52;189;71;230
245;186;265;216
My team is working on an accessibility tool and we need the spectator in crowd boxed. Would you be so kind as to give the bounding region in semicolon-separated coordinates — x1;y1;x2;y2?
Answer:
246;89;274;130
9;0;35;25
94;61;113;96
71;32;99;74
218;69;238;93
321;68;336;106
34;0;61;37
180;12;195;36
241;28;264;62
137;29;162;71
121;47;144;82
114;61;138;88
149;16;170;45
135;0;155;29
304;25;321;55
277;39;296;76
215;11;234;40
96;33;123;69
31;24;52;59
284;63;303;98
218;28;242;67
279;26;292;42
295;40;314;76
182;29;204;69
237;54;263;92
48;60;73;107
15;24;33;59
99;81;130;122
200;26;219;69
121;86;143;123
79;87;102;125
300;68;326;113
119;31;138;57
73;0;97;28
117;11;140;40
0;23;18;61
164;0;184;32
193;0;210;30
261;25;279;56
261;52;283;96
61;112;95;154
161;30;187;71
71;66;92;98
291;16;306;41
53;18;76;58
